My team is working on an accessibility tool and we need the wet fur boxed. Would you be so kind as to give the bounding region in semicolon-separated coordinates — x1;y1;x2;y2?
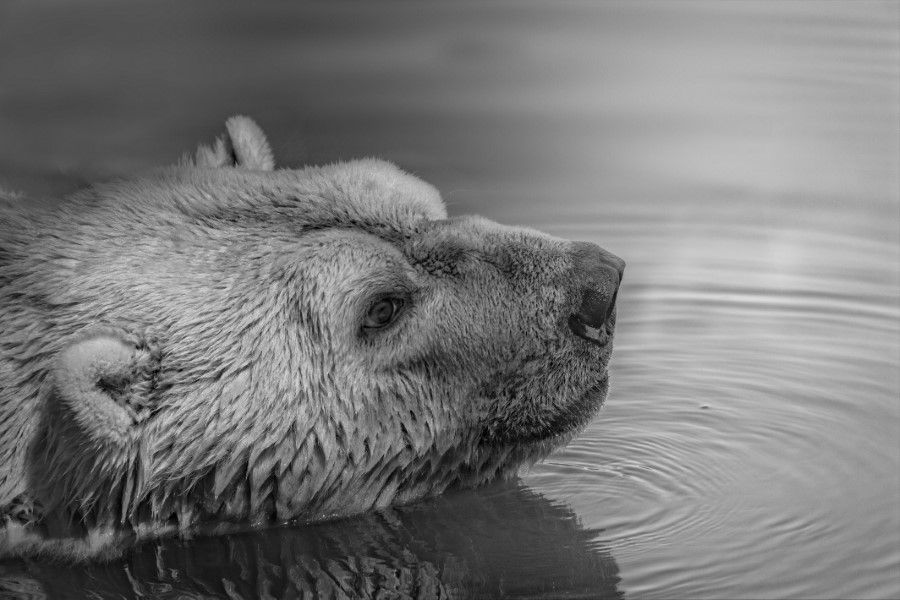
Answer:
0;117;613;559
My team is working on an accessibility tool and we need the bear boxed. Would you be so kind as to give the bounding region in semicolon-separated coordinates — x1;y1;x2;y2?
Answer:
0;116;624;560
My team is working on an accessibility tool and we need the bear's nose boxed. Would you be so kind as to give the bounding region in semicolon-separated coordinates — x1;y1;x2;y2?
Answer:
568;241;624;342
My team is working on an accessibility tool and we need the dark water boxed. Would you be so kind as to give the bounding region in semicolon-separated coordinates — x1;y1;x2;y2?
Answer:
1;1;898;598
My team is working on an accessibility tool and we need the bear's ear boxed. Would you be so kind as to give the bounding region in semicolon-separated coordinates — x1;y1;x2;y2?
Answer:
52;328;161;445
187;115;275;171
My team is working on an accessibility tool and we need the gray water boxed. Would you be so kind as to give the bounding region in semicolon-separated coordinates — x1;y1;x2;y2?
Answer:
1;1;898;598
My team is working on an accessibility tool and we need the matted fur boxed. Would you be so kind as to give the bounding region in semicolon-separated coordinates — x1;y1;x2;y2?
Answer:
0;117;618;560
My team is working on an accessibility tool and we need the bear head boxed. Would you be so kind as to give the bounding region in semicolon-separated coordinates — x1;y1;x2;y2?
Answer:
0;116;623;541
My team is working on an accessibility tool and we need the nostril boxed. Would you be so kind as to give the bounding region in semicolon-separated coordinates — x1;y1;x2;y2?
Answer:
576;285;617;329
568;242;624;341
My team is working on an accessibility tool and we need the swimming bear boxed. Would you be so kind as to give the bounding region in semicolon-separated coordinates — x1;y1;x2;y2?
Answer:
0;116;623;559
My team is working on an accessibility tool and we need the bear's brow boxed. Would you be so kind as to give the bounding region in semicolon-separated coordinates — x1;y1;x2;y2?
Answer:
402;233;480;276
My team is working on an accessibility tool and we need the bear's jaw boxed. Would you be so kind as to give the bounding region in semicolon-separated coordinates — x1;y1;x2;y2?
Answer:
477;372;610;448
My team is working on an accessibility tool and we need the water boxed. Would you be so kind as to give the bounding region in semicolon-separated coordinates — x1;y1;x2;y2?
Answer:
1;1;898;598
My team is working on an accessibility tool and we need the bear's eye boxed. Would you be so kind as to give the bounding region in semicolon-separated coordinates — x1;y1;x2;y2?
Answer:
363;297;405;329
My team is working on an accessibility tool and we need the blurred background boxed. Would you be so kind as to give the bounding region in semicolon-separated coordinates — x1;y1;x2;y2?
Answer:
1;1;898;598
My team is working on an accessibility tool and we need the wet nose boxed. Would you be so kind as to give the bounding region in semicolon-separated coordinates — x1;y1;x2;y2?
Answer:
570;241;625;328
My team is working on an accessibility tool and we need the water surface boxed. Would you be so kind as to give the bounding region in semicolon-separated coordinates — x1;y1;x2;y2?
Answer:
1;1;898;598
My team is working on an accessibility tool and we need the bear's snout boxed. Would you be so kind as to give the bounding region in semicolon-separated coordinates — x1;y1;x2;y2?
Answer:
567;241;624;345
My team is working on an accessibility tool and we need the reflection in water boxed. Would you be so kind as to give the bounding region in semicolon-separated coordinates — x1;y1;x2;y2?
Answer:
0;482;621;599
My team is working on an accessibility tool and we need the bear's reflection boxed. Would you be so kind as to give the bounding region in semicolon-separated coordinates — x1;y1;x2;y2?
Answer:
3;482;622;599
